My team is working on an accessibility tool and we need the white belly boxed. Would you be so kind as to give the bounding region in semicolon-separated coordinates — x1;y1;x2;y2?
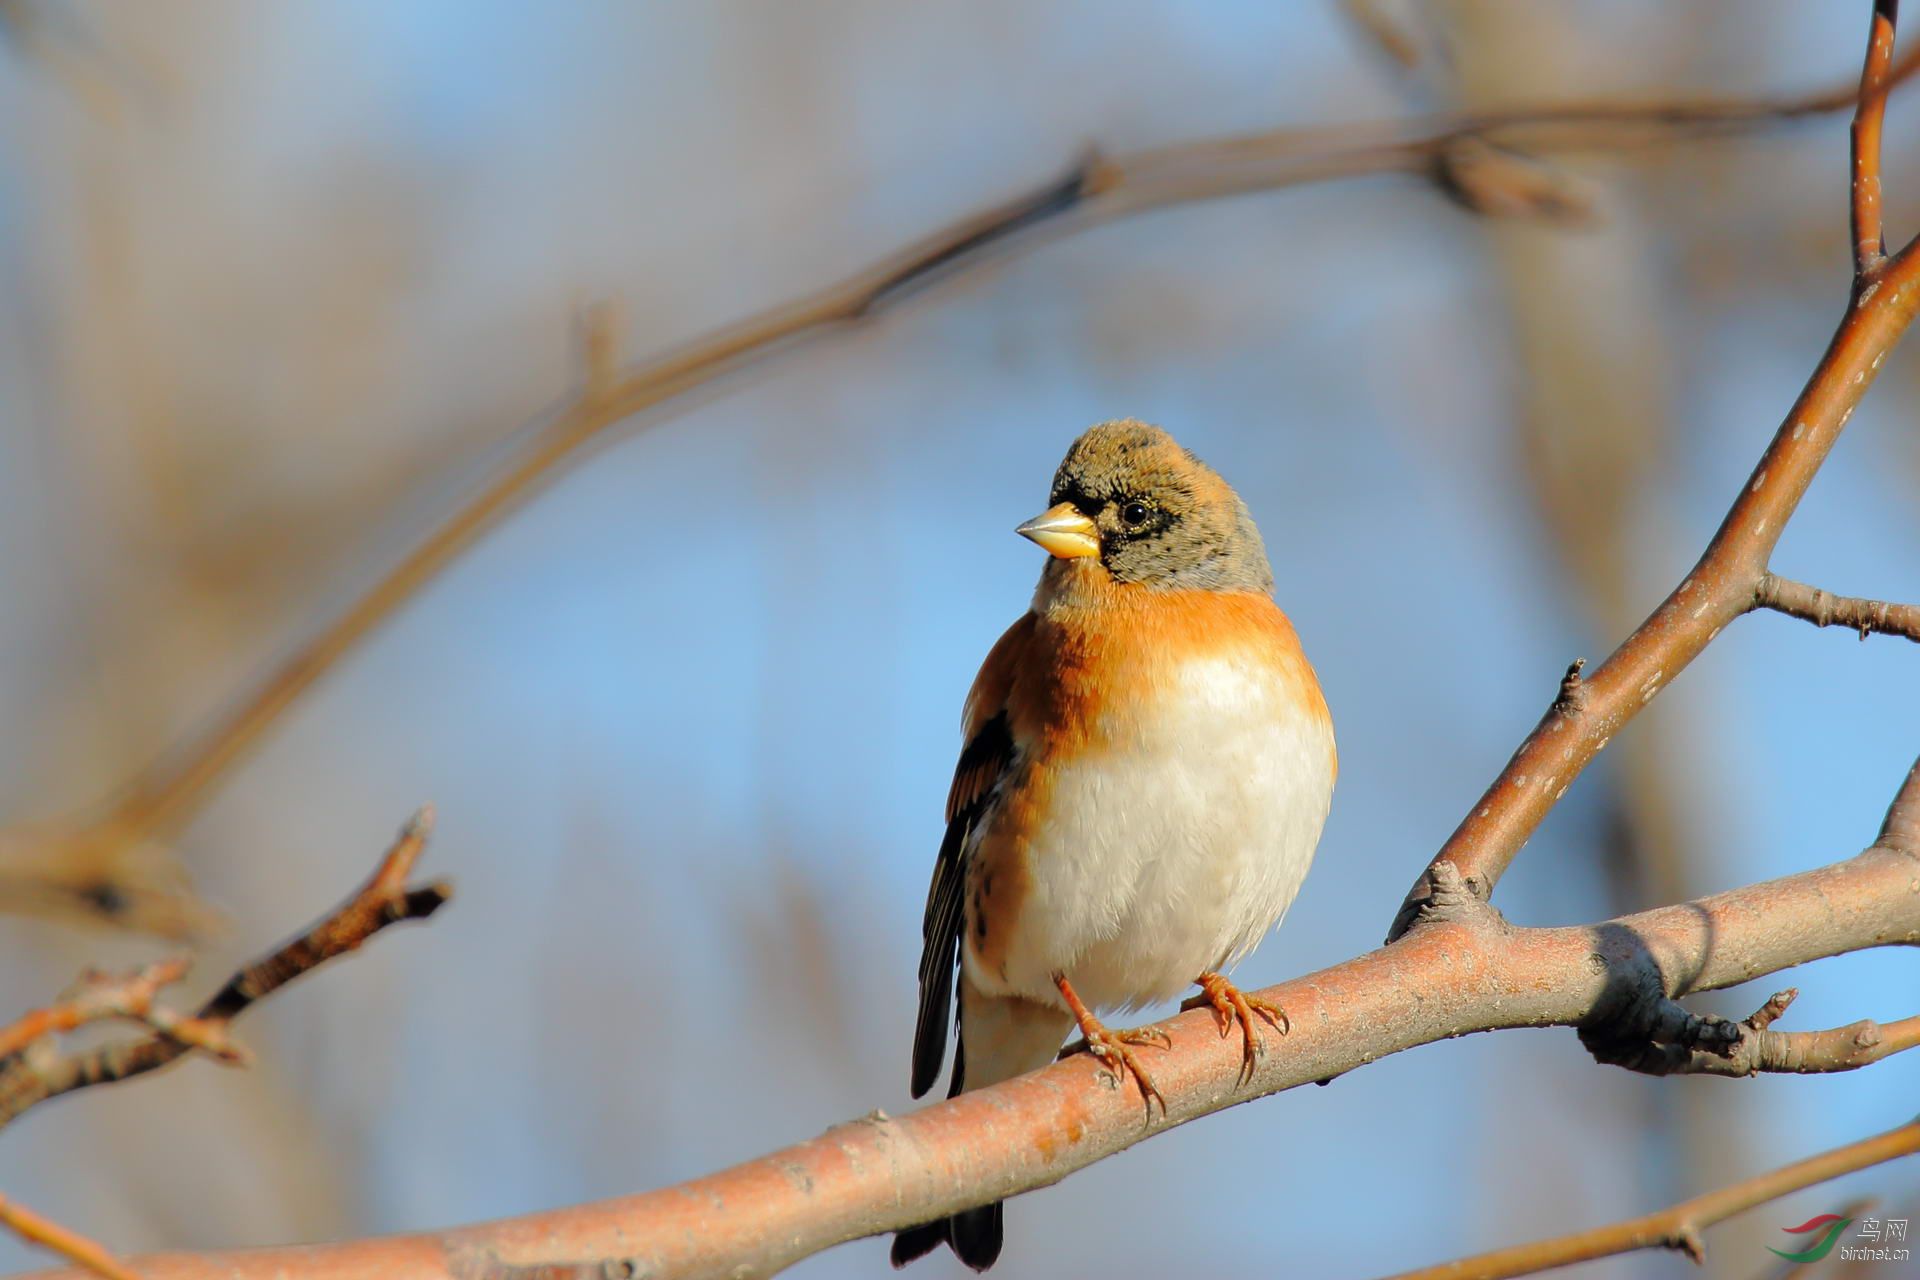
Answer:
977;650;1335;1013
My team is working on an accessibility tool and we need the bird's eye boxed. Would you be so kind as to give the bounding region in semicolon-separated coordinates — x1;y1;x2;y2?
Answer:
1120;500;1151;527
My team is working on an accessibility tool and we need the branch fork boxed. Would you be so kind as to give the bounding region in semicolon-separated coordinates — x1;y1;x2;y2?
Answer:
0;808;450;1132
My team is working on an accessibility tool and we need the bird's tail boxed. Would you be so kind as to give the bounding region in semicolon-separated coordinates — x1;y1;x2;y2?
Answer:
892;977;1072;1271
889;1203;1003;1271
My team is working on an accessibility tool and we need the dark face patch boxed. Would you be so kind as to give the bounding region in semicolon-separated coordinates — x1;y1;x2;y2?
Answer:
1048;420;1273;593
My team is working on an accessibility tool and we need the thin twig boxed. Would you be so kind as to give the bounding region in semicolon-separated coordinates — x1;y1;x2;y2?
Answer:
0;808;449;1129
0;957;217;1063
1380;1116;1920;1279
1580;987;1920;1077
7;43;1915;935
1854;0;1901;274
0;1195;143;1280
1754;572;1920;641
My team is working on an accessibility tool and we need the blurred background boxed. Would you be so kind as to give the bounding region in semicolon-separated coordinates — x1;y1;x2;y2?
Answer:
1;2;1918;1277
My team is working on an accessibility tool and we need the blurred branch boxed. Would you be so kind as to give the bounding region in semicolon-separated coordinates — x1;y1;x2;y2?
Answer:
1754;572;1920;641
1382;1116;1920;1279
27;779;1920;1279
0;823;218;941
1429;136;1597;223
1389;0;1920;941
1341;0;1427;73
0;957;242;1065
9;33;1917;936
0;1195;142;1280
0;808;449;1130
0;0;144;120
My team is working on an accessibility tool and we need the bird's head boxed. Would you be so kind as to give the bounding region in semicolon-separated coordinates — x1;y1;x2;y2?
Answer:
1017;419;1273;594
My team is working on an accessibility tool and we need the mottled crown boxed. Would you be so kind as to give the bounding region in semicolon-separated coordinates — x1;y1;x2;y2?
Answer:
1049;420;1273;593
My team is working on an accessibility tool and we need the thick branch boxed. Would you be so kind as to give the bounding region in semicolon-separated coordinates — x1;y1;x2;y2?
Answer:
0;809;449;1130
29;817;1920;1280
8;43;1915;935
1383;1115;1920;1279
1754;572;1920;641
1388;3;1920;941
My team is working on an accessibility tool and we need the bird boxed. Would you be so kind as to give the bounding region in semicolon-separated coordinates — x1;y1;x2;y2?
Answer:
891;419;1336;1272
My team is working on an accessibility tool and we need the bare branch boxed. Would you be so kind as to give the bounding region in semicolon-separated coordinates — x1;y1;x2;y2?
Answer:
0;824;218;941
1580;986;1920;1077
1430;137;1597;225
0;1195;143;1280
0;957;232;1064
1380;1115;1920;1279
1854;0;1901;274
9;43;1917;935
1754;572;1920;641
29;794;1920;1280
1388;0;1920;941
0;808;449;1130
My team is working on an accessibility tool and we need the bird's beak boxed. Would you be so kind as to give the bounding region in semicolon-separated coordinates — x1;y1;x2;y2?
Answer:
1016;502;1100;559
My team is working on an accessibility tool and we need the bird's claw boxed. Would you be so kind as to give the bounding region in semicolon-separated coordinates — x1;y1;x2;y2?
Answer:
1082;1023;1168;1117
1194;972;1288;1085
1054;974;1168;1119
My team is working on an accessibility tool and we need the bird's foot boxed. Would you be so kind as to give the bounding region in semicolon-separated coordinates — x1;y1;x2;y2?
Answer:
1190;971;1288;1084
1054;974;1167;1118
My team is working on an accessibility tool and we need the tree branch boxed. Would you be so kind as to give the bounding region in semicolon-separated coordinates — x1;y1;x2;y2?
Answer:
1579;986;1920;1077
0;808;449;1130
0;823;218;941
9;37;1918;935
23;785;1919;1280
1388;0;1920;941
1854;0;1901;274
1381;1115;1920;1279
0;957;239;1065
1754;572;1920;641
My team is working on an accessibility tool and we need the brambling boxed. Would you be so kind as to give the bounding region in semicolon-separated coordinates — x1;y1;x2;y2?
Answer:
892;420;1337;1271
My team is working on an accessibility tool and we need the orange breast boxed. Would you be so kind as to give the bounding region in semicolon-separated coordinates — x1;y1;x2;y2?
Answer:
962;573;1333;981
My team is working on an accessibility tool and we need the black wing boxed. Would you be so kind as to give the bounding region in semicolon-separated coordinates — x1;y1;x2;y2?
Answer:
909;711;1013;1099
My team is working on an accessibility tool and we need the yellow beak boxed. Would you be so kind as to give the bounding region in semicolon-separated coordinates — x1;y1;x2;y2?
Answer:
1015;502;1100;559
